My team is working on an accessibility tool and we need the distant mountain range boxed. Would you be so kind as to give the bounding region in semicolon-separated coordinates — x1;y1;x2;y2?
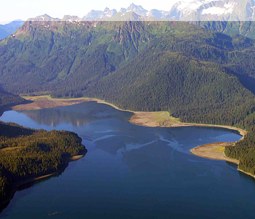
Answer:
28;1;255;22
2;5;255;177
1;0;254;41
0;20;24;40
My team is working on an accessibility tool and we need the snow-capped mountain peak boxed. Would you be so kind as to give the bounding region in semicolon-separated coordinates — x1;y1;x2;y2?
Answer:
126;3;148;16
29;14;60;22
30;1;255;22
103;7;117;17
169;0;255;21
201;2;236;15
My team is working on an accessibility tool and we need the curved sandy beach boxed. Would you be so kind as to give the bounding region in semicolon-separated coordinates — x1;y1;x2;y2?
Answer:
190;143;239;164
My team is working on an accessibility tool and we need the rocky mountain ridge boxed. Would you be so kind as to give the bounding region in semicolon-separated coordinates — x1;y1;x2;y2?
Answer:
27;1;255;22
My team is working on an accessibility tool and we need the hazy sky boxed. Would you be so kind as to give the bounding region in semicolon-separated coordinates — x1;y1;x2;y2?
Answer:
0;0;179;24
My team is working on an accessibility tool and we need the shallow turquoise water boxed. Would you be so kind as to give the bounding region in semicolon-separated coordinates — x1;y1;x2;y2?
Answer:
0;101;254;219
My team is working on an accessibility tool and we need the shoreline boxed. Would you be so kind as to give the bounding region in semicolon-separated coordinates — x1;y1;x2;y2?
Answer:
13;95;247;137
12;95;88;111
70;154;84;161
13;95;135;113
0;145;86;209
190;142;240;165
238;168;255;179
13;95;251;177
129;110;247;138
14;154;84;188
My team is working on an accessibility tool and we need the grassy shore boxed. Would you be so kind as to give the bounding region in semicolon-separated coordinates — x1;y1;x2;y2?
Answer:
129;109;246;167
13;95;87;111
190;143;239;164
130;111;246;137
14;95;136;112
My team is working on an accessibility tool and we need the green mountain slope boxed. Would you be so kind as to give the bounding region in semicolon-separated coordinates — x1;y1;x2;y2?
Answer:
85;50;255;126
198;21;255;40
0;21;150;94
0;21;255;176
1;21;255;96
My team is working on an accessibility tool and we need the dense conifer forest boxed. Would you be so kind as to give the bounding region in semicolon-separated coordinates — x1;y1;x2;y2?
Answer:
0;21;255;176
0;91;86;206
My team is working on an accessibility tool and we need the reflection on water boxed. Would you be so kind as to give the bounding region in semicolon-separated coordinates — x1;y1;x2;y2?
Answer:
0;102;255;219
22;101;127;127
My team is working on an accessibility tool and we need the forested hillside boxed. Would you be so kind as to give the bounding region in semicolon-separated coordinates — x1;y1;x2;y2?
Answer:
2;21;255;96
0;90;86;207
0;88;25;115
85;45;255;126
0;21;255;176
198;21;255;40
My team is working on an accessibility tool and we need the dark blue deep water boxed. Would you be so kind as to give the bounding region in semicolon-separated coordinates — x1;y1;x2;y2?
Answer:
0;101;254;219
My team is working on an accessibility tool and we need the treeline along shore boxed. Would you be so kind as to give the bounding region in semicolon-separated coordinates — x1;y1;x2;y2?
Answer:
13;95;253;179
0;93;87;209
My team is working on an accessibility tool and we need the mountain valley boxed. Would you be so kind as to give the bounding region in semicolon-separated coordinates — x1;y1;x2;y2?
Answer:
2;2;255;216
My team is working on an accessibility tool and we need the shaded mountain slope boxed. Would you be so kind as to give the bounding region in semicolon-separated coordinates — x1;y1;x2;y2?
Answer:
0;88;25;114
1;21;255;175
85;49;255;125
1;21;255;125
2;21;255;96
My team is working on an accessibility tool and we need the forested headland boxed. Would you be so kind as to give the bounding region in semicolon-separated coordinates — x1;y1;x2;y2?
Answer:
0;91;86;207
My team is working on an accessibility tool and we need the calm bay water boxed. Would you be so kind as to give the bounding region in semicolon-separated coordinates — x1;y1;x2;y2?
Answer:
0;101;254;219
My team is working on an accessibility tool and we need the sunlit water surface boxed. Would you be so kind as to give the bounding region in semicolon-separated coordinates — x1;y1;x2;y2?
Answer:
0;102;254;219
